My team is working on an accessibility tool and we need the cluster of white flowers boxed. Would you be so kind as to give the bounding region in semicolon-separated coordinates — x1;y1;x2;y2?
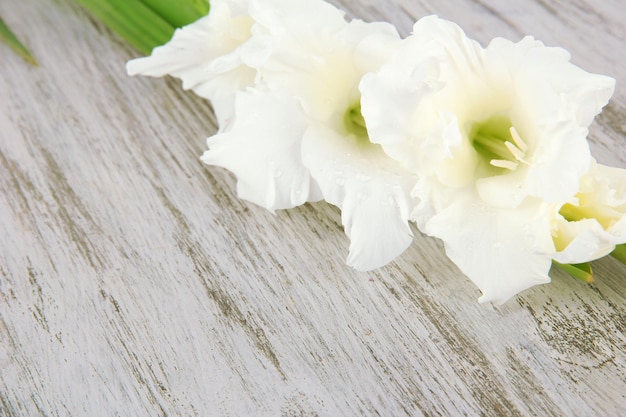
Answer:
127;0;625;304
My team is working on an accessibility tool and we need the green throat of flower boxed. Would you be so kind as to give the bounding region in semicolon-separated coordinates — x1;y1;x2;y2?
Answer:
470;115;529;171
343;102;370;143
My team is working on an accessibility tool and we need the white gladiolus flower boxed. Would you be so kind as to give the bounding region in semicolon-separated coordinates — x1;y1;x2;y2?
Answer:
361;16;615;302
126;0;255;127
126;1;620;290
202;0;416;270
553;160;626;264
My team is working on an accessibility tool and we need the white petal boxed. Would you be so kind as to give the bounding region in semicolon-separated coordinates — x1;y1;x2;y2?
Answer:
474;167;529;209
126;0;255;103
552;218;617;264
584;162;626;207
527;124;591;202
409;16;485;72
423;188;553;304
242;1;400;124
248;0;347;32
359;64;438;169
302;125;415;271
201;90;321;211
350;21;402;73
486;36;615;127
553;161;626;263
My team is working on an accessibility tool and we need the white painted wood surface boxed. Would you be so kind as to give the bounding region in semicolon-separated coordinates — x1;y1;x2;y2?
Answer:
1;0;625;415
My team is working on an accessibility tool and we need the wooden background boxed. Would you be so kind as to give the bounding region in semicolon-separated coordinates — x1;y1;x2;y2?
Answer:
1;0;625;416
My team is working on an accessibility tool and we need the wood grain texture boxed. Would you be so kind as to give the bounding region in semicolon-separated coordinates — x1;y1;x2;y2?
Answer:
1;0;625;416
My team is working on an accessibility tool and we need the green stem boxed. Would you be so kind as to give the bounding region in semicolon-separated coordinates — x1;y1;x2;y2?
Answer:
74;0;177;54
553;261;594;284
610;244;626;265
140;0;209;28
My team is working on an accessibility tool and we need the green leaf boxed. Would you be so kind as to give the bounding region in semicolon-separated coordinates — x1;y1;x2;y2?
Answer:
74;0;177;55
610;243;626;265
0;16;38;66
74;0;210;55
553;261;594;284
140;0;209;28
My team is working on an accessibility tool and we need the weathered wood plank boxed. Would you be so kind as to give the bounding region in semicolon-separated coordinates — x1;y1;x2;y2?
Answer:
1;0;624;416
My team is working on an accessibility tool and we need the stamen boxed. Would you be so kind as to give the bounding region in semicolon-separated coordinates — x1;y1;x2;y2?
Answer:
509;126;528;152
504;141;528;164
490;159;519;170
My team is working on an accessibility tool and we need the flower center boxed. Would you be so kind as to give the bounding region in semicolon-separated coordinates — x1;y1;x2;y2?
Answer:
343;102;370;143
470;115;529;171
